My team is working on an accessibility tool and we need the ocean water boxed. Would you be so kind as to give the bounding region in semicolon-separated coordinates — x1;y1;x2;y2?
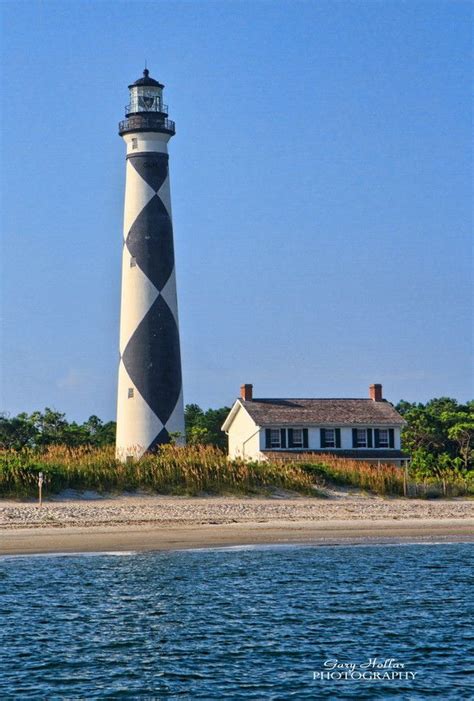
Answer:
0;543;472;700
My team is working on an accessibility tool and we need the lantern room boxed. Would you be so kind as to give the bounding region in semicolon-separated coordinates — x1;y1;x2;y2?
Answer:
126;69;166;116
119;68;175;137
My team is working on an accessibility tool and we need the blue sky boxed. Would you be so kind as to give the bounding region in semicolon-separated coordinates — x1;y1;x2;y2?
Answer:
1;0;472;421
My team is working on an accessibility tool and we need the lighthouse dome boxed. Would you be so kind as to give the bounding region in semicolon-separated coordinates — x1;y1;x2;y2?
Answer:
128;68;164;89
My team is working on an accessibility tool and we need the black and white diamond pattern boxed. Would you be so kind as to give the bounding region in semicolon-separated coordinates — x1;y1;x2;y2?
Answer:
116;150;184;457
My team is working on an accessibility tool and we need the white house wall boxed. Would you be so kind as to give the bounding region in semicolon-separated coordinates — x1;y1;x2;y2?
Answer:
228;407;261;460
258;426;401;452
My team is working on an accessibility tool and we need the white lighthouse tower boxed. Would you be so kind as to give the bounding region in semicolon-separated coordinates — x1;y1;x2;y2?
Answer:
116;69;185;459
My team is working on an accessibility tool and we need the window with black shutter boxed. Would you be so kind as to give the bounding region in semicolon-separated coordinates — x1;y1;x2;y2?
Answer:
320;428;327;448
367;428;373;448
303;428;309;449
322;428;336;448
265;429;272;449
292;429;303;448
288;428;294;448
389;428;395;448
354;429;367;448
378;429;389;448
374;429;380;448
270;429;281;448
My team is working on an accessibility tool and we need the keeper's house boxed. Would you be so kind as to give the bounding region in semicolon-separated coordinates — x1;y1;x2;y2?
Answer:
221;383;409;466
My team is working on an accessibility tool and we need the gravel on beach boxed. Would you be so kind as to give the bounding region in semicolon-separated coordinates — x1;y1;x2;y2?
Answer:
0;494;472;530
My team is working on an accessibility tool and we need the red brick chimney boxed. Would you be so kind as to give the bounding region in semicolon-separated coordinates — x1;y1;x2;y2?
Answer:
369;383;383;401
240;384;253;401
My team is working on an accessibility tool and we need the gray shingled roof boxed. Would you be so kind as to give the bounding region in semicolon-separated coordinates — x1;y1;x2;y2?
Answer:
241;398;405;426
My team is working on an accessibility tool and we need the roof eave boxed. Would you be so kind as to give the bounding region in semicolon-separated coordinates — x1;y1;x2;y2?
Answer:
221;399;260;433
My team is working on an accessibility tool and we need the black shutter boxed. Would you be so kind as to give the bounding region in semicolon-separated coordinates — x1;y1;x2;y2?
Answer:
335;428;341;448
374;429;380;448
367;428;373;448
288;428;294;448
352;428;358;448
265;429;271;449
303;428;309;449
320;428;326;449
280;428;286;449
389;429;395;449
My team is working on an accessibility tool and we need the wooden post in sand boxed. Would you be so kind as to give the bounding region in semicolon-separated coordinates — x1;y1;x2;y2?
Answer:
38;472;44;507
403;463;408;497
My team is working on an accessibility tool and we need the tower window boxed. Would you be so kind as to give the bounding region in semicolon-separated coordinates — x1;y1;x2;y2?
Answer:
130;256;137;267
131;138;138;149
128;388;134;398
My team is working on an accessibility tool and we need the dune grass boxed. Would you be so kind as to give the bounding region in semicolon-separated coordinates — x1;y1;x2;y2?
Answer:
0;444;315;498
295;454;473;497
295;455;405;496
1;446;471;499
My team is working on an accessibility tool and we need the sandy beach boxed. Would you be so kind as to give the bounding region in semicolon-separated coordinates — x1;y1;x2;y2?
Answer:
0;492;472;555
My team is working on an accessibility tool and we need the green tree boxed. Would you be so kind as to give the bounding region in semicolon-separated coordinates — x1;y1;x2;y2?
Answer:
397;397;473;474
81;415;116;446
187;426;209;445
442;409;474;470
184;404;229;450
199;407;230;450
396;401;445;454
0;412;38;449
184;404;205;443
29;408;70;446
0;410;116;449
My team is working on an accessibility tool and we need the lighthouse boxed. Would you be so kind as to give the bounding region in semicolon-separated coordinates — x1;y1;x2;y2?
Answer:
116;69;185;459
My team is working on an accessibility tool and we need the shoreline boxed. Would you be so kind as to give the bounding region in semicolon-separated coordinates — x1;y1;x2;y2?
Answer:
1;495;472;556
1;518;473;556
